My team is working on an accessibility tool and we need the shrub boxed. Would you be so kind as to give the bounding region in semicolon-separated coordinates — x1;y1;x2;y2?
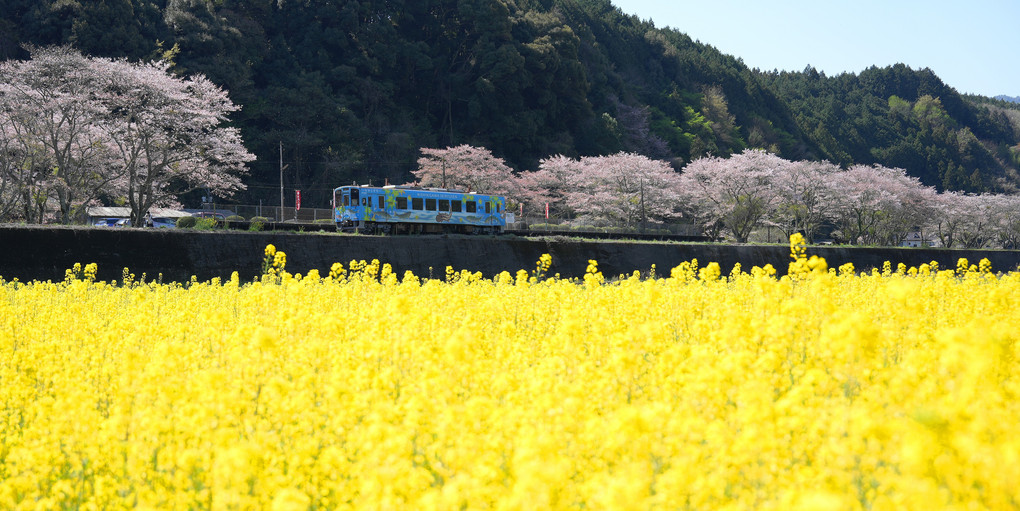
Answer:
194;218;218;230
176;216;197;229
249;216;269;232
225;215;245;230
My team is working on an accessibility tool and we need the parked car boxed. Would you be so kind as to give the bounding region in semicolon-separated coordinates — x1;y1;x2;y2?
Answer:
151;217;178;228
194;211;226;221
94;218;129;227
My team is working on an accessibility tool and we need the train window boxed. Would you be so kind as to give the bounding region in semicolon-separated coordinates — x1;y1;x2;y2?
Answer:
351;188;359;202
378;196;385;209
396;197;408;209
451;200;462;213
496;203;501;213
362;198;367;206
426;198;436;211
343;195;349;207
412;197;424;210
439;199;450;211
485;202;491;214
466;201;476;213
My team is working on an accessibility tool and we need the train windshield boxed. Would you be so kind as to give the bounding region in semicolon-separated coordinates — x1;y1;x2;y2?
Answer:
336;189;352;207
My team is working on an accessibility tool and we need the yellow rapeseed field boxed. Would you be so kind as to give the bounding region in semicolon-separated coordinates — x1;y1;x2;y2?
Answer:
1;236;1018;510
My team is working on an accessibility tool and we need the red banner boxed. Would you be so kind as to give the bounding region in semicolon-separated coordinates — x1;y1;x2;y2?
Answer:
296;190;301;211
545;203;549;219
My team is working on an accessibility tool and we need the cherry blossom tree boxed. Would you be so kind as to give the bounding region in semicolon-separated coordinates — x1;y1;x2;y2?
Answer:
940;193;1012;248
517;154;577;220
993;194;1020;249
934;193;1020;249
0;123;57;223
926;191;1011;249
875;172;939;246
610;98;670;159
0;46;118;223
96;58;253;226
0;46;253;225
413;145;523;201
930;191;967;248
567;152;683;226
767;159;841;242
828;164;934;245
678;149;786;242
0;121;32;221
518;152;683;227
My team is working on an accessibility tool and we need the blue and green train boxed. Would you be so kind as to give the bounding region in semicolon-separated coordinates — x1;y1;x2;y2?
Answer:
333;185;508;234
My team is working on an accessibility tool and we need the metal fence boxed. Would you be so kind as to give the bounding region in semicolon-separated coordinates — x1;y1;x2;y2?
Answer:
202;205;335;223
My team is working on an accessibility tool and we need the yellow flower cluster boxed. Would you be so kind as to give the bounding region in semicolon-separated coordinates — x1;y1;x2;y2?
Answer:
261;244;288;281
1;242;1019;510
63;262;98;283
788;233;828;276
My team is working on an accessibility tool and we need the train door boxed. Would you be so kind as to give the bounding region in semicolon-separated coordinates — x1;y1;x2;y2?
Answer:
375;194;387;219
334;188;347;223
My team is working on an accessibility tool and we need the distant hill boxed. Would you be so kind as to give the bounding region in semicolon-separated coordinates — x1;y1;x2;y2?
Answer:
1;0;1018;203
995;95;1020;104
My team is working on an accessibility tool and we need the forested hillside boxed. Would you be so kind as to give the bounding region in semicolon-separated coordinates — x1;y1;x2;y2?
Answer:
760;66;1020;192
2;0;1018;207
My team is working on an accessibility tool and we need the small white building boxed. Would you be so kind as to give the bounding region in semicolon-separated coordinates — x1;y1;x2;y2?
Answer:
901;231;939;248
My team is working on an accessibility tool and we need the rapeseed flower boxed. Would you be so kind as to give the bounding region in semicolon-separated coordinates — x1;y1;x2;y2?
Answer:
1;239;1017;509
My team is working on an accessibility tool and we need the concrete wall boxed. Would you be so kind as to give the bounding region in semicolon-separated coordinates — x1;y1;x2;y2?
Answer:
1;225;1018;283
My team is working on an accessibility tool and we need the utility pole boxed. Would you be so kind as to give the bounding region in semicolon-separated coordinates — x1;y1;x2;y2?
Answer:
279;142;289;222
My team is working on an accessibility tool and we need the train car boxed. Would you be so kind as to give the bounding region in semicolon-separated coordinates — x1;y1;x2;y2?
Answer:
333;185;509;234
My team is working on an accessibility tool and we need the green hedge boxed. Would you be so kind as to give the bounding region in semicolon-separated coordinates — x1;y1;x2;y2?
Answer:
176;216;197;228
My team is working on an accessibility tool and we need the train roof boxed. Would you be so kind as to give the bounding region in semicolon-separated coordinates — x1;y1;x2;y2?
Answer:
336;184;500;195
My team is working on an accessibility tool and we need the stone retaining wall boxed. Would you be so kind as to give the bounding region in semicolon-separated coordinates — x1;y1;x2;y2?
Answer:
1;225;1018;283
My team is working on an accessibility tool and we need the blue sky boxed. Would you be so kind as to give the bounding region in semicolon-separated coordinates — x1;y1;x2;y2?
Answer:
609;0;1019;98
